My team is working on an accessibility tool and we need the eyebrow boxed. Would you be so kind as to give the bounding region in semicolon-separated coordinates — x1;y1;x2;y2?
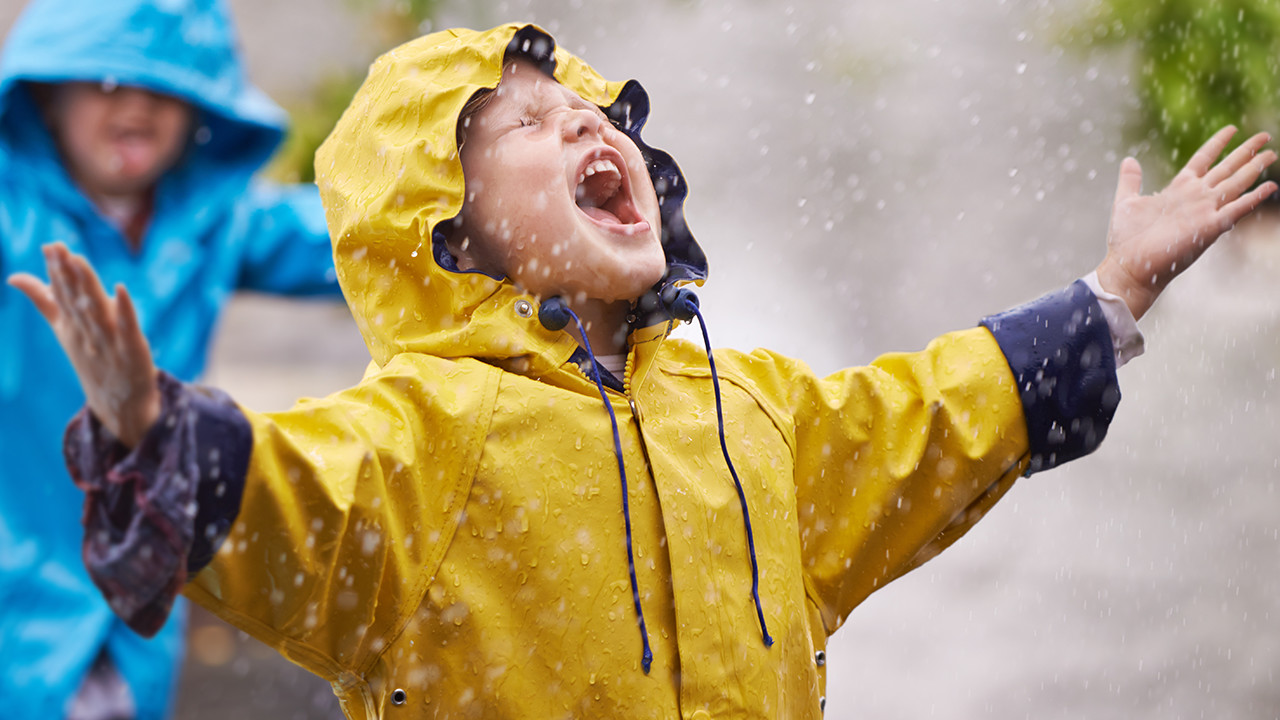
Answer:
558;85;609;119
472;71;611;138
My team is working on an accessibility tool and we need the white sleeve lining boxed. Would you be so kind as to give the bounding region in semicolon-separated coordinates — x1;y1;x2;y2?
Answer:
1081;271;1145;368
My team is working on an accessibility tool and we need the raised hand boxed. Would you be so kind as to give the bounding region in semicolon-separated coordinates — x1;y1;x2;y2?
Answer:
1096;126;1278;321
8;243;160;447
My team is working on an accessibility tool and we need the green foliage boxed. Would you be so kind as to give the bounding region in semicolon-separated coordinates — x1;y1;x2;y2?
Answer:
1070;0;1280;175
265;73;365;183
266;0;443;183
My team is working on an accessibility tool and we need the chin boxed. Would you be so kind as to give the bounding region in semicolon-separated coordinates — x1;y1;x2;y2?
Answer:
87;171;156;197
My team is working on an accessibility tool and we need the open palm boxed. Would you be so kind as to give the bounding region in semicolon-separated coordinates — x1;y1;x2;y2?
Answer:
1099;126;1277;320
8;243;160;447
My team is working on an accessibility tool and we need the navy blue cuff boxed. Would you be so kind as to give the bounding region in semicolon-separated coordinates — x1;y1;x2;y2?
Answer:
980;280;1121;475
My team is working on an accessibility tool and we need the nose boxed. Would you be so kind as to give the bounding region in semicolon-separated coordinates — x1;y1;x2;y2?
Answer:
113;86;164;110
560;108;604;142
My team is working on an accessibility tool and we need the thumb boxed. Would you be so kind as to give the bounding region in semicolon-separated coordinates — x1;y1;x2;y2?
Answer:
7;273;59;323
1113;156;1142;204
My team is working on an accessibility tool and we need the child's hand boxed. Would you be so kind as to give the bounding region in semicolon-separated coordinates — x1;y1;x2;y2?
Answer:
8;243;160;448
1096;126;1278;321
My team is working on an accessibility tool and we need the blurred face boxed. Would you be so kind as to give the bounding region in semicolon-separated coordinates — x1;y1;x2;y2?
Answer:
454;60;665;304
46;82;193;200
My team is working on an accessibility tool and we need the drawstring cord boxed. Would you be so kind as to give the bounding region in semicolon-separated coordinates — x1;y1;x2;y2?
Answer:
538;289;774;673
539;298;654;673
661;289;774;648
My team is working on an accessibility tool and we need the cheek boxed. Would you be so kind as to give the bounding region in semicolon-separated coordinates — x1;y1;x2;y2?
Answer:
58;124;108;176
626;170;661;223
157;109;192;156
57;113;102;155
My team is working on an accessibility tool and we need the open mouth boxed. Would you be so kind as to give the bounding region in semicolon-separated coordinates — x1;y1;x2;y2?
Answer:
108;127;161;174
112;122;157;144
574;150;648;232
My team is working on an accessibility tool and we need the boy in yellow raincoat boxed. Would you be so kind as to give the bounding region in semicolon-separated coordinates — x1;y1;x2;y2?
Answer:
11;23;1276;720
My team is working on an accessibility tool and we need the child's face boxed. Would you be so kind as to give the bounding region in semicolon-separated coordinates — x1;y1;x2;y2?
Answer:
45;82;193;199
455;60;666;304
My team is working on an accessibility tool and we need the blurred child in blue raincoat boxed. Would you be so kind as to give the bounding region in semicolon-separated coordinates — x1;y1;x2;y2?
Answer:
0;1;344;718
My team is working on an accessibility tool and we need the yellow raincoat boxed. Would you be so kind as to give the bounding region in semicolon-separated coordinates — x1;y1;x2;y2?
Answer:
184;24;1037;719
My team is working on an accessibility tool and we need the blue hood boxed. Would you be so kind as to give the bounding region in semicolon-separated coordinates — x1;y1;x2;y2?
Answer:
0;0;286;189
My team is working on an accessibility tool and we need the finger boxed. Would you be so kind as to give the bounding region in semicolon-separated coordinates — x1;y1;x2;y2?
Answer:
1182;125;1238;178
42;241;73;282
54;246;121;354
114;284;152;364
42;240;69;260
7;274;60;323
46;245;78;321
43;252;102;362
66;252;114;332
48;249;108;351
1205;131;1272;187
1217;181;1278;229
1113;156;1143;204
51;249;94;331
1214;150;1277;206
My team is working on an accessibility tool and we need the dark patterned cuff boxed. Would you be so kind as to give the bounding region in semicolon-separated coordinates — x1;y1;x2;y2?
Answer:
63;372;251;636
980;280;1121;475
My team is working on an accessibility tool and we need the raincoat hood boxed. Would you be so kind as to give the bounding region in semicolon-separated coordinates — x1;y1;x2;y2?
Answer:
316;24;707;373
0;0;287;191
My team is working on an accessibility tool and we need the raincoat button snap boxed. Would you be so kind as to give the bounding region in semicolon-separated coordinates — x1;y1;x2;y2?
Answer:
814;649;825;666
819;696;826;712
391;688;407;706
514;299;533;318
690;711;712;720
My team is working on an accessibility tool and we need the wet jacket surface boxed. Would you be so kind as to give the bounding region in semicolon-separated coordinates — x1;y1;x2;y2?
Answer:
65;24;1120;719
0;1;343;718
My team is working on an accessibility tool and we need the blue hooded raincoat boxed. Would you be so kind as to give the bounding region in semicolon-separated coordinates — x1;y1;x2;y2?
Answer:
0;1;342;717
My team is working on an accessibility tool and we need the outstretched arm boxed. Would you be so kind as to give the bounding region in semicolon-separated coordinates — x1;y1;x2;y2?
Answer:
1096;126;1277;321
8;243;161;447
9;244;249;635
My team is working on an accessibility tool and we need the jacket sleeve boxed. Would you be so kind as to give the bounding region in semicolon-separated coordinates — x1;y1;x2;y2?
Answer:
65;356;497;681
63;372;251;637
232;180;344;297
790;281;1119;634
182;354;497;682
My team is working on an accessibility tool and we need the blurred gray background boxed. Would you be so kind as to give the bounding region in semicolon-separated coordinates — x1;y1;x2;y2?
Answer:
3;0;1279;717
